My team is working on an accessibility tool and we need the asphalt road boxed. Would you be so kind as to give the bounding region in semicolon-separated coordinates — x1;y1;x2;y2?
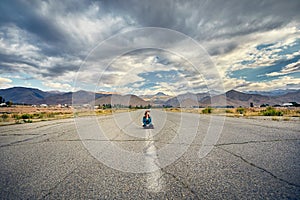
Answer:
0;110;299;199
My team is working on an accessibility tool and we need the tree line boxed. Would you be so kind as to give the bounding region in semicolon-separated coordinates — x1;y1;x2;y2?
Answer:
0;96;13;107
100;104;151;109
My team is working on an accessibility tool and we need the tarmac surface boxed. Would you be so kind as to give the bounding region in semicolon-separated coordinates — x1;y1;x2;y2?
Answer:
0;109;299;199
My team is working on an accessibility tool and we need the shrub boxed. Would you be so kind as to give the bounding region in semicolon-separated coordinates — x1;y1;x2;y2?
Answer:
225;109;234;113
12;114;21;119
21;113;33;119
262;107;283;116
202;107;213;114
46;113;55;118
236;107;246;114
1;113;9;119
34;113;45;119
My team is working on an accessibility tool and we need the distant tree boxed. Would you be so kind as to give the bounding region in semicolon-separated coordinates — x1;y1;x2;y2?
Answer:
147;104;151;109
260;104;269;108
6;101;13;107
129;105;132;109
250;102;254;107
0;96;5;103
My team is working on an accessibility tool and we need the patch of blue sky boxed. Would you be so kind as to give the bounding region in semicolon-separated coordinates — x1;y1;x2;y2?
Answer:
3;72;44;88
138;70;179;83
256;43;275;50
255;39;300;59
122;81;158;90
241;60;255;65
290;72;300;78
141;82;158;88
277;39;300;56
229;55;300;82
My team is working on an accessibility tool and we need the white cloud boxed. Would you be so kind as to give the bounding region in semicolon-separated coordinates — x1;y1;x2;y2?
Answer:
233;76;300;91
267;60;300;77
43;81;72;91
211;25;300;76
0;77;13;88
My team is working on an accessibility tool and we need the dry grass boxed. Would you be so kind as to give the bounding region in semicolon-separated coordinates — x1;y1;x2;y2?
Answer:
0;106;74;125
0;106;131;125
164;107;300;118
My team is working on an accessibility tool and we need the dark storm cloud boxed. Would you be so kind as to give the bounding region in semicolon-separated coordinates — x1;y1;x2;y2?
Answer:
98;0;300;56
209;42;238;56
0;0;104;58
0;0;66;43
46;64;79;77
0;0;299;84
100;0;300;40
0;53;40;70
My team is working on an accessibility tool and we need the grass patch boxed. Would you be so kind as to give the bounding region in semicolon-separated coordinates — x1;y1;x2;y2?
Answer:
0;113;9;122
1;113;9;120
12;114;21;119
272;117;280;121
46;113;55;118
261;107;283;116
23;119;33;123
170;108;181;112
236;107;246;114
225;109;234;113
96;109;113;115
15;120;22;124
21;113;33;119
202;107;213;114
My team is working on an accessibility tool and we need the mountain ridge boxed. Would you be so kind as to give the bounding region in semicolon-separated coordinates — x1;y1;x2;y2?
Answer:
0;87;299;107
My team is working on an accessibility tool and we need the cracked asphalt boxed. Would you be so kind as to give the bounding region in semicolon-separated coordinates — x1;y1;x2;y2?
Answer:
0;110;299;199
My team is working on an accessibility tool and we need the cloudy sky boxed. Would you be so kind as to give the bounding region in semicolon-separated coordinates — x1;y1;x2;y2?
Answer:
0;0;299;95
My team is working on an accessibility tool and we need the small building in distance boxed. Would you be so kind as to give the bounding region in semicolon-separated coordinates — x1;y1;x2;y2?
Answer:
0;103;7;107
283;102;300;107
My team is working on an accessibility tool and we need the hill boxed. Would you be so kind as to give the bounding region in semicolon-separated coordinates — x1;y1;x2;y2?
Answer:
94;94;149;107
139;92;172;105
165;92;209;107
0;87;299;107
45;91;108;105
200;89;300;107
0;87;52;104
0;87;108;105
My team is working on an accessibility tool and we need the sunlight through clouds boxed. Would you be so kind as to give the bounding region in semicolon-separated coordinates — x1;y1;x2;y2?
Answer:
0;0;299;92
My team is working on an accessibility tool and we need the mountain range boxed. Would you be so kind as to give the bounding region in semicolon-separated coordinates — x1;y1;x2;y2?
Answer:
0;87;299;107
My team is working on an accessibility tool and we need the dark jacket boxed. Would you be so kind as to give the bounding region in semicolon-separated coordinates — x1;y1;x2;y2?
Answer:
143;116;152;125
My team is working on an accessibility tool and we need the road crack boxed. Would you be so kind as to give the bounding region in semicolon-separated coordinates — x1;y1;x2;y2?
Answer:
215;138;300;147
40;167;78;199
0;134;47;148
160;168;200;199
217;146;300;188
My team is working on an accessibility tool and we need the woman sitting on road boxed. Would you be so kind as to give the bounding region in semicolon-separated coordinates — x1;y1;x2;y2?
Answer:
142;110;152;127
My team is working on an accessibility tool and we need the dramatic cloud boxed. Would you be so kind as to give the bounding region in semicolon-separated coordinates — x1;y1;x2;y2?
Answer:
42;81;72;90
0;0;299;92
0;77;12;88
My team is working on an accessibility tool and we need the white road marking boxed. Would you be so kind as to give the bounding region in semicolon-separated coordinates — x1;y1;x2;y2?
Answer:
145;129;164;192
